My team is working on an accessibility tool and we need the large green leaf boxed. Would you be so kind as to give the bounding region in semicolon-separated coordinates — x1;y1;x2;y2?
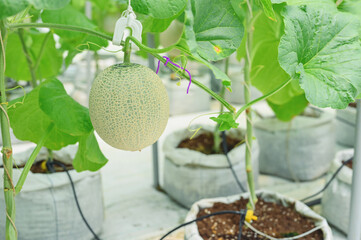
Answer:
41;5;108;54
132;0;187;19
0;0;28;19
279;5;361;109
73;131;108;172
176;37;232;88
39;79;93;136
5;32;62;81
337;0;361;47
251;4;304;106
183;0;244;61
338;0;361;17
272;0;336;8
8;81;78;150
0;0;70;19
268;94;309;121
138;14;175;33
28;0;70;9
258;0;276;21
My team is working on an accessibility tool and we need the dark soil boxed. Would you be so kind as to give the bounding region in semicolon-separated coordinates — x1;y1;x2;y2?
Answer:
15;159;73;174
177;133;242;155
197;198;323;240
349;102;357;108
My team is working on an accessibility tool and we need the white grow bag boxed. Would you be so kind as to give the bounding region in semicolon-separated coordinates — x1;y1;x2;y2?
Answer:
163;126;259;208
185;190;332;240
321;148;354;236
254;110;335;181
336;107;356;147
0;146;104;240
162;73;211;116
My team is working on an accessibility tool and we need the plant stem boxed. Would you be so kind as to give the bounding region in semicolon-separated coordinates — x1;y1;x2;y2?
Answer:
33;31;52;73
244;0;257;209
8;23;113;41
18;29;37;87
0;20;17;240
15;123;54;194
8;23;291;125
235;78;292;119
123;37;131;64
126;36;236;113
213;58;229;153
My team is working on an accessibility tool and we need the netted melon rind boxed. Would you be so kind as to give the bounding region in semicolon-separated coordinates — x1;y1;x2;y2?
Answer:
89;63;169;151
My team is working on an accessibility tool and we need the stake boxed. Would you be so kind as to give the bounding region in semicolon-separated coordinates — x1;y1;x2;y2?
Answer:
147;33;161;189
0;20;17;240
347;98;361;239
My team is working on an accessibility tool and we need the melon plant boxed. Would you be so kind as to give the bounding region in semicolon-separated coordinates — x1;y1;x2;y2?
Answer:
1;0;361;239
89;63;169;151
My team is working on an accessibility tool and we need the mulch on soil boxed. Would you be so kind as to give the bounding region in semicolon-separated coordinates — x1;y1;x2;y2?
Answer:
177;132;242;155
196;198;323;240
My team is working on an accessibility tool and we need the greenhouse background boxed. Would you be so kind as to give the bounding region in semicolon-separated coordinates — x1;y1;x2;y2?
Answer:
0;0;360;240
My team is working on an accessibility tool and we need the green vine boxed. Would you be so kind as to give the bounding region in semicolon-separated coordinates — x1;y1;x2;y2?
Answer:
0;20;17;240
9;23;113;41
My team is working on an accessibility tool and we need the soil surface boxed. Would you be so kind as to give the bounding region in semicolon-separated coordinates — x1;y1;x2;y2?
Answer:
177;133;242;155
196;197;323;240
349;102;357;108
15;159;74;174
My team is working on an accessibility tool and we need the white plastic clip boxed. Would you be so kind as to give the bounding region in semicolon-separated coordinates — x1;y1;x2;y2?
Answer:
112;3;142;50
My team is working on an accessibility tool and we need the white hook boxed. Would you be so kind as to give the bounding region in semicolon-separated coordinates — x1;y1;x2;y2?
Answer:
112;0;142;50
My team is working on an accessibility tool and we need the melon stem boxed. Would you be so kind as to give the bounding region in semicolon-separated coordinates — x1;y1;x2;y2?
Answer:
244;0;257;210
123;37;131;64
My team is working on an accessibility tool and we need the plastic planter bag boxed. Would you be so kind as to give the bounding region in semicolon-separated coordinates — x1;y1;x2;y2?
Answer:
336;107;356;147
322;149;354;235
162;73;211;116
254;110;335;181
163;125;259;208
185;190;332;240
0;146;104;240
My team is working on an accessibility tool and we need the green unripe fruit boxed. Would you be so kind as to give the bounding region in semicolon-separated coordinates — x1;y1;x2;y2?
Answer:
89;63;169;151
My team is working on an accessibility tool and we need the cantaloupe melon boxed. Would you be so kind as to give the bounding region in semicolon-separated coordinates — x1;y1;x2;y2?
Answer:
89;63;169;151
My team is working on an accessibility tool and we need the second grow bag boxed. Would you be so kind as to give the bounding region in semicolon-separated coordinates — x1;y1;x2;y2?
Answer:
163;125;259;208
254;110;335;181
321;148;354;236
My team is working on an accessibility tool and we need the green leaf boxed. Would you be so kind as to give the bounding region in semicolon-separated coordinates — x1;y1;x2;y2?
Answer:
338;0;361;18
250;4;304;106
42;5;97;38
279;5;361;109
138;14;175;33
39;79;93;136
210;112;239;131
258;0;276;21
41;5;108;54
268;94;309;121
73;131;108;172
27;0;70;10
176;38;232;89
0;0;28;19
272;0;336;8
183;0;244;61
132;0;187;19
5;31;62;81
8;82;78;150
230;0;246;20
